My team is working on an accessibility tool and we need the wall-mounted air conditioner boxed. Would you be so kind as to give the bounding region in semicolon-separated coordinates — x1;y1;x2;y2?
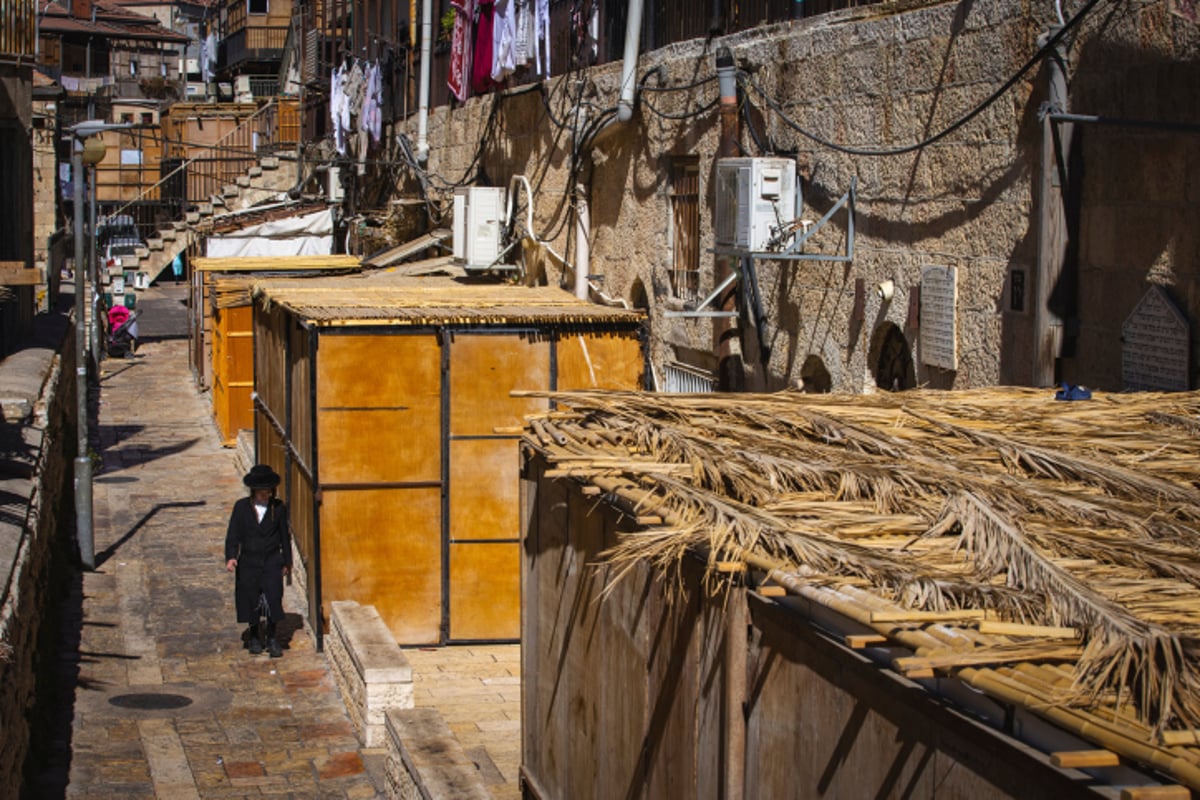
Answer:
234;75;252;99
453;186;506;270
715;157;799;252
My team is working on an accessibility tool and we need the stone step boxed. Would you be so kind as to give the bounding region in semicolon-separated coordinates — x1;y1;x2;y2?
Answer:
222;184;239;197
248;166;263;178
198;203;213;216
147;238;164;251
160;228;177;241
236;175;251;188
172;220;189;231
260;156;279;170
185;211;201;224
385;708;490;800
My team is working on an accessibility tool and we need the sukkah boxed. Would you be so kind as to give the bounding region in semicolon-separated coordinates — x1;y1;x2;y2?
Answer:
520;387;1200;787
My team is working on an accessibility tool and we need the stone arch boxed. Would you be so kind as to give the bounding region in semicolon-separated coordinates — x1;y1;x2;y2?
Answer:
868;322;915;391
797;354;832;393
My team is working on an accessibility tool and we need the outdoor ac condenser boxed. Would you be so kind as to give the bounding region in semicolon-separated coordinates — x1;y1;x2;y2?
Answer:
453;186;507;270
715;157;798;252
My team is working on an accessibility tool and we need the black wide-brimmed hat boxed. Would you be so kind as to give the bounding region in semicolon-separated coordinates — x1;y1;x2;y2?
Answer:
243;464;281;489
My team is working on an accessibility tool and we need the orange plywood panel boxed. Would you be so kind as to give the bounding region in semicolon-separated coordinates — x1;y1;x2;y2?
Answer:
320;487;443;644
448;333;550;437
449;541;520;641
317;333;441;484
556;330;644;391
449;437;521;540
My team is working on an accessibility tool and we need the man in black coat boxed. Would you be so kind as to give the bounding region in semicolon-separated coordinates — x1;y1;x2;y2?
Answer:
225;464;292;657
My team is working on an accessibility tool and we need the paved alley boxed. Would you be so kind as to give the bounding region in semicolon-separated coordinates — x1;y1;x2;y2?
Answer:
28;284;521;798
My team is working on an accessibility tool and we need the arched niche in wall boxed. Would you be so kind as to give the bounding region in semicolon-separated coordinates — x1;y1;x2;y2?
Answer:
630;278;649;311
797;354;832;393
869;322;915;391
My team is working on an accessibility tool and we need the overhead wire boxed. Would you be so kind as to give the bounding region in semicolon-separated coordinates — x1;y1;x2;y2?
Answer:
738;0;1106;157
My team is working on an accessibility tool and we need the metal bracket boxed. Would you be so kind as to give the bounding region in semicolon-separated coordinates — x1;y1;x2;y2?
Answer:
669;179;857;319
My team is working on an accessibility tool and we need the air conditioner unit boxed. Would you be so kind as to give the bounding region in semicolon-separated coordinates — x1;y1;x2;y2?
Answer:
453;186;507;270
715;157;799;252
234;75;252;97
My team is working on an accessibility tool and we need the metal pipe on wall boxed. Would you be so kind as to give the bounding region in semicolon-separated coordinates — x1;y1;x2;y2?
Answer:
616;0;644;122
415;0;432;161
574;183;590;300
714;46;744;391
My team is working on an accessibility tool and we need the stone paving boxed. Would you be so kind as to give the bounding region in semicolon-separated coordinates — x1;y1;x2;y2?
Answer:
33;284;523;799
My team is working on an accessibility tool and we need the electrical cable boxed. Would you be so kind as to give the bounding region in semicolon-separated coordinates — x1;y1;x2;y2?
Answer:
738;0;1105;157
642;94;719;120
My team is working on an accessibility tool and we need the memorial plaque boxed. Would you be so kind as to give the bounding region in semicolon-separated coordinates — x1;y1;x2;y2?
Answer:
920;265;958;370
1122;286;1190;392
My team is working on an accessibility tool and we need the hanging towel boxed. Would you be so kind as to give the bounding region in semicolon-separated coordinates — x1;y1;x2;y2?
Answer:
471;0;496;94
492;0;516;82
533;0;550;77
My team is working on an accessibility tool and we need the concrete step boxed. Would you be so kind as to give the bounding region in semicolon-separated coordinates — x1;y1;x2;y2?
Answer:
147;238;164;251
221;184;239;198
248;166;263;178
185;211;201;224
260;156;280;170
236;175;251;188
198;203;213;216
172;220;189;231
160;228;177;241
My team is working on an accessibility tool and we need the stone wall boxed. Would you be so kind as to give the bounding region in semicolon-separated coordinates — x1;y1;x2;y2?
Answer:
0;298;75;799
411;0;1200;392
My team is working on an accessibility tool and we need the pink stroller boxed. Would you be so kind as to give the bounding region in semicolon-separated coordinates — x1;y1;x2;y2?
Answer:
106;304;139;358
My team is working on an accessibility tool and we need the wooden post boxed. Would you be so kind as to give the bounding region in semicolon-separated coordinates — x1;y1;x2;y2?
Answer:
1032;25;1073;387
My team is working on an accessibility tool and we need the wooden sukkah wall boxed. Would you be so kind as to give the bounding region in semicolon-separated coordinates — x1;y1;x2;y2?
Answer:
250;278;646;647
519;388;1200;796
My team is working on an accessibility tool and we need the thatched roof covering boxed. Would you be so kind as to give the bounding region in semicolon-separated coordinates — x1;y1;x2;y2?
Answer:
521;387;1200;788
252;277;645;327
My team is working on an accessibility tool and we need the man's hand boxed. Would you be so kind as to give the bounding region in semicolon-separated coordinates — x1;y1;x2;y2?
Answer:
226;558;237;572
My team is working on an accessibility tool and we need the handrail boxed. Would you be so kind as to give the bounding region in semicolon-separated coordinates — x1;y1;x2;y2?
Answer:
102;99;282;222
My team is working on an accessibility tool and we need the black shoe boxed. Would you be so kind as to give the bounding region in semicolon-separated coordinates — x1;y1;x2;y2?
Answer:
248;637;263;655
267;638;282;658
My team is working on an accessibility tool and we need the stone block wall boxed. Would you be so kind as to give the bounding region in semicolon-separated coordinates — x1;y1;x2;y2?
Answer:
326;600;413;747
412;0;1199;392
0;301;75;799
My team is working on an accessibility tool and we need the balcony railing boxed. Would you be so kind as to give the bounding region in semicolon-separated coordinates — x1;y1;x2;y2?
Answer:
0;0;37;57
221;25;289;69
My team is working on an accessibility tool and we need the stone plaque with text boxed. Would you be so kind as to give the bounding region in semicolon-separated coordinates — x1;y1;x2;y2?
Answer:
920;266;958;370
1122;286;1190;391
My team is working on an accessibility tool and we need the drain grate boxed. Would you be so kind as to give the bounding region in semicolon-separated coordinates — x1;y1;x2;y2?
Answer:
109;693;193;710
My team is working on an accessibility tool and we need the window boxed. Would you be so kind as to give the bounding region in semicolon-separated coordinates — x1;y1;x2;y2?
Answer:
248;0;268;14
129;59;139;75
120;113;134;124
668;157;700;301
141;113;153;125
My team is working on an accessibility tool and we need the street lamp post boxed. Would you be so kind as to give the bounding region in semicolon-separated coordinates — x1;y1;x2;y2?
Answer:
68;119;130;571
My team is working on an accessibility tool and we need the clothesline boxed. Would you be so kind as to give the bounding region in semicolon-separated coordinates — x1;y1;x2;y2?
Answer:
449;0;552;102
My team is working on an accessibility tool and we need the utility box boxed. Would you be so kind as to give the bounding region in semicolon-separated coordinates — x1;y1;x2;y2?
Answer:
453;186;506;270
715;157;799;252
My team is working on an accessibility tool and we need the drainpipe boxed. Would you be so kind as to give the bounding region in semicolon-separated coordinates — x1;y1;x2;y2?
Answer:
714;46;744;391
574;183;590;299
1032;25;1070;386
578;0;643;298
415;0;432;162
616;0;643;123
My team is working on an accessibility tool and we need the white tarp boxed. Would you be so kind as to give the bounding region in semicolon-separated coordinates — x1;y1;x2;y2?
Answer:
205;208;334;258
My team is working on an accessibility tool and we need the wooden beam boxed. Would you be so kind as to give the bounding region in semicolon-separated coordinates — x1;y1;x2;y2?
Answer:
756;585;787;598
0;264;43;286
978;621;1080;639
1050;750;1119;769
869;609;986;624
845;633;889;649
715;561;746;573
1118;787;1190;800
1161;730;1200;747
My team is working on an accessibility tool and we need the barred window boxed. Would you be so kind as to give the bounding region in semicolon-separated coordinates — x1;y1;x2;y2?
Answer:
668;157;700;301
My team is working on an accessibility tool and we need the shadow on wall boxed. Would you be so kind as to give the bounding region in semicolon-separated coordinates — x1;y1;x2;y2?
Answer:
1052;36;1200;391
